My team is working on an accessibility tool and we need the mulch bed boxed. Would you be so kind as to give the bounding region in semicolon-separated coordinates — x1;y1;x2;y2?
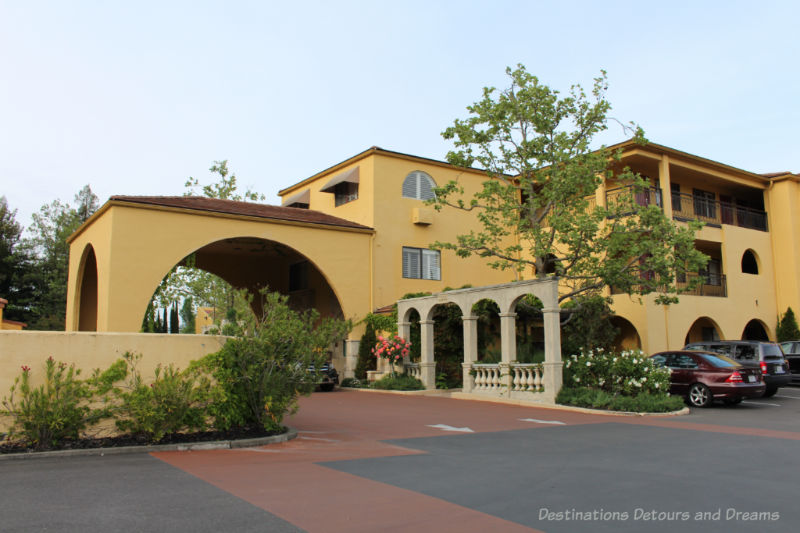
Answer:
0;425;282;455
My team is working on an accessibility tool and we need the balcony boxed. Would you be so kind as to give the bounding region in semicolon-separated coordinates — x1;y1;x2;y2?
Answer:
605;185;662;210
610;273;727;298
671;192;767;232
676;273;727;297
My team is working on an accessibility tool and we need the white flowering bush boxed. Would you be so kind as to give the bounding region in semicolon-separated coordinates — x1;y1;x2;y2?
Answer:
564;348;670;396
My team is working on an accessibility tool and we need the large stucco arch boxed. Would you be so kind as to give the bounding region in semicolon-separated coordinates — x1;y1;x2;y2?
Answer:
66;200;373;333
141;235;347;324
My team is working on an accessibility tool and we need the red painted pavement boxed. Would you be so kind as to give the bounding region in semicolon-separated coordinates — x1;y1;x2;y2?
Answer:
152;390;800;532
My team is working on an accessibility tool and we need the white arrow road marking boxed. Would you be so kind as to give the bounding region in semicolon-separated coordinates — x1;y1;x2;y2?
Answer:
426;424;474;433
518;418;566;425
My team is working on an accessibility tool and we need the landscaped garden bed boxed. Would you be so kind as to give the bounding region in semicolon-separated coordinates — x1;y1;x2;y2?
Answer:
0;425;283;455
557;348;685;413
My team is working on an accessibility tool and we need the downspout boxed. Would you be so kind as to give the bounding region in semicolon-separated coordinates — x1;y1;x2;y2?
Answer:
369;232;375;312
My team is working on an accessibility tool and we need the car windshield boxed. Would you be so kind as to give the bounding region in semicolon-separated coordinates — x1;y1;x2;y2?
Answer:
696;353;739;368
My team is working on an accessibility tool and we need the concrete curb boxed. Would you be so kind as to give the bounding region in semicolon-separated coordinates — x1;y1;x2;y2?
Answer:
341;386;689;417
0;427;298;461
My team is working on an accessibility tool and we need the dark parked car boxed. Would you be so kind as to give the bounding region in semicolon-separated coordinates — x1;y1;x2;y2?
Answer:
683;341;790;397
778;341;800;384
308;361;339;392
650;351;765;407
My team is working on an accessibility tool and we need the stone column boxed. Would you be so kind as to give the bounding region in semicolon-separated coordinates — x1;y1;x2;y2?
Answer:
419;320;436;390
398;321;412;365
541;305;563;403
499;312;517;394
343;339;360;379
461;315;479;393
658;155;673;217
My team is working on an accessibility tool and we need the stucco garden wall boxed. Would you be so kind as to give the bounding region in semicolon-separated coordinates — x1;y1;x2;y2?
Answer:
0;331;228;432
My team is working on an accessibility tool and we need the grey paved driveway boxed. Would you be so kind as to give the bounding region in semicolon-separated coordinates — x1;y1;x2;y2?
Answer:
1;389;798;532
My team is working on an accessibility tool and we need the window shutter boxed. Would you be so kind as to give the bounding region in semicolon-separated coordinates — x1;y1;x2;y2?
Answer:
402;174;418;199
403;248;420;278
419;174;434;200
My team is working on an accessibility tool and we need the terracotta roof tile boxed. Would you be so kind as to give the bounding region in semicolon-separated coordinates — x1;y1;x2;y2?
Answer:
109;196;373;231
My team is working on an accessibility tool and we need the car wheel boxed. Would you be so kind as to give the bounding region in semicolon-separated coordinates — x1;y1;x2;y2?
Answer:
688;383;712;407
723;397;742;405
319;383;335;392
762;386;778;398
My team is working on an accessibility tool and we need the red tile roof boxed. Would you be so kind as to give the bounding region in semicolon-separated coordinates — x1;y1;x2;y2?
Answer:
109;196;373;231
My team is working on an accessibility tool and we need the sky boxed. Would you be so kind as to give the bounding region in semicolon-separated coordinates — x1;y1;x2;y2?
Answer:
1;0;798;229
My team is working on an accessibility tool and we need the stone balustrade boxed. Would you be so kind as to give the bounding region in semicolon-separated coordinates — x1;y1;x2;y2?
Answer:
511;363;543;392
472;363;503;392
404;362;421;380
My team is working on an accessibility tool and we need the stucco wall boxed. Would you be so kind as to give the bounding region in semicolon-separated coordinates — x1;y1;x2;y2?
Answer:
0;331;228;432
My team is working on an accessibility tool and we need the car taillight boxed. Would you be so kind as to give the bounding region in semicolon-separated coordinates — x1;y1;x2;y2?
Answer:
726;371;744;383
760;361;768;375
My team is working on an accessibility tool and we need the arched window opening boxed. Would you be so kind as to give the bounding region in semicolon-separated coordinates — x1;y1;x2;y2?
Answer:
741;250;759;275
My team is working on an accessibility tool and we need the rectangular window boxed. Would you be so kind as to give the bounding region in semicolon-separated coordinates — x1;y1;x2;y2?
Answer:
402;247;441;280
334;182;358;206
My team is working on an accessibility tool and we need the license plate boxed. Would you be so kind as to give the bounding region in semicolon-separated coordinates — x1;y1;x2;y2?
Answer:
748;375;756;382
776;367;785;374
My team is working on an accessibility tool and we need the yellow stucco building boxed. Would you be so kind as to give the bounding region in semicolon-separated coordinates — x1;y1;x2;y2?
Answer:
65;141;799;376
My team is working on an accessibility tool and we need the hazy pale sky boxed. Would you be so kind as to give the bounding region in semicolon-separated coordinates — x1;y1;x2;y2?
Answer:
2;0;798;228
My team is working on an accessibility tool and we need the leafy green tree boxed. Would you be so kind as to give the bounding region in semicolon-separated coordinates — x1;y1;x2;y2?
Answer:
20;185;99;329
355;317;378;380
0;196;35;322
199;291;351;431
560;295;619;357
180;298;196;334
169;303;180;334
432;65;707;306
776;307;800;341
184;160;265;202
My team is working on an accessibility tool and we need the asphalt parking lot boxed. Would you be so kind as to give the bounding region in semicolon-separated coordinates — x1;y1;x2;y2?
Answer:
2;388;798;533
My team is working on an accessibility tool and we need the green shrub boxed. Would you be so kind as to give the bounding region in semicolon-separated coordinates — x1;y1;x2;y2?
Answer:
777;307;800;341
355;320;378;380
557;387;684;413
200;291;351;432
564;348;670;396
371;374;425;391
113;352;213;442
0;357;117;449
340;377;365;388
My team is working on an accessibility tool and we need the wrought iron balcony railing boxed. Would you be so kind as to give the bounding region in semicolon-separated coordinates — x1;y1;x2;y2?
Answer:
610;272;727;298
671;192;767;231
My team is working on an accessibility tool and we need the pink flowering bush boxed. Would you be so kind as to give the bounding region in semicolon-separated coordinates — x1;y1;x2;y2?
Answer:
371;335;411;376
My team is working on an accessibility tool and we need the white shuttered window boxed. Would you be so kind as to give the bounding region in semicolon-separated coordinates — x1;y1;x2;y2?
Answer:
402;247;441;280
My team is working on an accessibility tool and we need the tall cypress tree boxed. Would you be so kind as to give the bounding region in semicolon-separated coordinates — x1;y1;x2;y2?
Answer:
170;303;180;334
777;308;800;342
